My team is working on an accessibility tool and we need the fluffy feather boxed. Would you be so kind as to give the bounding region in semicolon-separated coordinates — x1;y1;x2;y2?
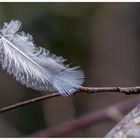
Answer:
0;20;84;96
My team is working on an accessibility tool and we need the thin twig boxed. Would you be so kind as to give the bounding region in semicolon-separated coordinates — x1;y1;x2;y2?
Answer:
0;86;140;113
0;93;59;113
30;95;140;137
79;86;140;95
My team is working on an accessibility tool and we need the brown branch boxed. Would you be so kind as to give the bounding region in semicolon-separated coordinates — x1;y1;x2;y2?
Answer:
0;86;140;113
30;95;140;137
0;93;59;113
79;86;140;95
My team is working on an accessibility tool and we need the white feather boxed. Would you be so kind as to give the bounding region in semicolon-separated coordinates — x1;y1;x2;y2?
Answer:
0;20;84;96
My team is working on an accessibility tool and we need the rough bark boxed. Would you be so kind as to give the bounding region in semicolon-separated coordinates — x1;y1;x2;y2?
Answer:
106;103;140;138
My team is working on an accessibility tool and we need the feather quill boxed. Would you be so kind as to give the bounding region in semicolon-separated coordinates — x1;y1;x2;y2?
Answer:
0;20;84;96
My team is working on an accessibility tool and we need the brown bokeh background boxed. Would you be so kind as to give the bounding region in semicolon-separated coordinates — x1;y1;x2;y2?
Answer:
0;3;139;137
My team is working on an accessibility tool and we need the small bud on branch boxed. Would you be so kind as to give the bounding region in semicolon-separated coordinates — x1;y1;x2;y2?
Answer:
0;86;140;113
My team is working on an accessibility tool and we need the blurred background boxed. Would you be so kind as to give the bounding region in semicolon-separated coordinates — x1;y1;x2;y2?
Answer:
0;2;140;137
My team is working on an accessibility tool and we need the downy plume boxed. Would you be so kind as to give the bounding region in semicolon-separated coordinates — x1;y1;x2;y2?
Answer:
0;20;84;96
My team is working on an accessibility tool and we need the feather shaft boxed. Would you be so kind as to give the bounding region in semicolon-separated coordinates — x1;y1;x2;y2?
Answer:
0;20;84;96
1;36;45;71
